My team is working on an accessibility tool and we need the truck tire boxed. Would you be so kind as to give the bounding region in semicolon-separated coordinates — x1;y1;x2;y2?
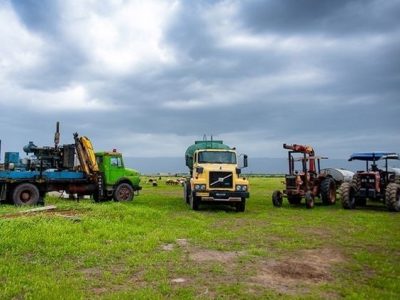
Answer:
305;191;314;209
321;177;336;205
12;183;40;206
385;183;400;212
113;183;134;202
272;190;283;207
183;182;190;204
236;198;246;212
340;182;356;209
189;193;200;211
287;195;301;205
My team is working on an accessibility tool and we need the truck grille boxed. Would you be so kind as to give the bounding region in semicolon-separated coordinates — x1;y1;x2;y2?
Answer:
285;175;296;189
209;171;233;188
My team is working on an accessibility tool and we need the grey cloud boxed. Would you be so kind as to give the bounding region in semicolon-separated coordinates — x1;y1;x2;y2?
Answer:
238;0;400;35
1;0;399;159
10;0;61;36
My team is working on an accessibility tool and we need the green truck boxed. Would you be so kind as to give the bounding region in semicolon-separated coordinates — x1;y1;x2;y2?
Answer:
0;123;141;205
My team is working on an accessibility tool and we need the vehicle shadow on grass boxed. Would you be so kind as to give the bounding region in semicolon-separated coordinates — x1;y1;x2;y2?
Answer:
194;203;239;213
348;203;390;212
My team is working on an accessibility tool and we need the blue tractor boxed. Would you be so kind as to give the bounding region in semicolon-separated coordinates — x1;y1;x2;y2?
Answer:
340;152;400;211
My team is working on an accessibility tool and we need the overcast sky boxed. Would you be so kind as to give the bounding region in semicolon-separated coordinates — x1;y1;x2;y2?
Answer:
0;0;399;160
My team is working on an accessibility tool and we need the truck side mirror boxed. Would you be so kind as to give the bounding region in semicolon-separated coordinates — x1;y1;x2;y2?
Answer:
243;154;248;168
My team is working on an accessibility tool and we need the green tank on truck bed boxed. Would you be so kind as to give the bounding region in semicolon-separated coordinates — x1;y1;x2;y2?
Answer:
183;139;249;212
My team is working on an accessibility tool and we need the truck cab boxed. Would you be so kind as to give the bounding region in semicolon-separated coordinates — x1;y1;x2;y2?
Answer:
184;141;249;212
95;151;141;201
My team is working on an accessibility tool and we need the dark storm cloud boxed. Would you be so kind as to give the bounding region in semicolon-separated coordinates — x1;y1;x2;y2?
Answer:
83;0;400;156
9;0;87;90
238;0;400;35
10;0;61;36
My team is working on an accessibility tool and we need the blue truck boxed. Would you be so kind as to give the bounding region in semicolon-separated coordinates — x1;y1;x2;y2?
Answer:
0;123;141;205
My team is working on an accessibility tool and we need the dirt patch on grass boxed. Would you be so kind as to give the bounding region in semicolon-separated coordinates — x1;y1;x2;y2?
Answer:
1;208;87;219
250;248;345;294
163;239;344;297
189;249;244;263
81;267;103;279
168;238;245;264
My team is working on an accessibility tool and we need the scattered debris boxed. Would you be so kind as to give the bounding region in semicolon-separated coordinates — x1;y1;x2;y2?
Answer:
54;213;81;222
1;205;57;218
162;244;174;251
176;238;188;247
171;278;186;283
22;205;57;213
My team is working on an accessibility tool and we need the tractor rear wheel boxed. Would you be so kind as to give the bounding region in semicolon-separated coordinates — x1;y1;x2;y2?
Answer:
12;183;40;206
351;174;361;191
305;191;314;209
287;195;302;204
340;182;356;209
321;178;336;205
385;183;400;212
272;190;283;207
113;183;134;202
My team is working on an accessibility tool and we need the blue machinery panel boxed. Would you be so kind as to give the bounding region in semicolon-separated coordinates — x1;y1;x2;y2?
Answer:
0;170;86;180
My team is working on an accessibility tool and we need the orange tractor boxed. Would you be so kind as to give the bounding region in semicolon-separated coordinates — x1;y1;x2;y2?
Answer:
272;143;336;208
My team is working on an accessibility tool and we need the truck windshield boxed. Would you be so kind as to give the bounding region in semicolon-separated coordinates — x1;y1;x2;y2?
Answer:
198;151;236;164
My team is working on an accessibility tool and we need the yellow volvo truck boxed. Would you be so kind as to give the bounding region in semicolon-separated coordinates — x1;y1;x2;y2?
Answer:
183;139;249;212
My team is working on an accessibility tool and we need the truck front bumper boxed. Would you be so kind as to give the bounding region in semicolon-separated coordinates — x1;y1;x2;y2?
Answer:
195;191;249;202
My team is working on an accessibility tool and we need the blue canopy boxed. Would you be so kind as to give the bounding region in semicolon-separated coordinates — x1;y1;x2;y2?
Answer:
348;152;399;161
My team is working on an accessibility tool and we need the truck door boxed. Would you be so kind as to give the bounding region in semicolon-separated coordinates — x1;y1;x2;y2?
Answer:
107;155;125;185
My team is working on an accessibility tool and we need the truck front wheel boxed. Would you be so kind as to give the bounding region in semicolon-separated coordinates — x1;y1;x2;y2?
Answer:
189;193;200;211
183;182;190;204
12;183;40;206
114;183;134;202
236;198;246;212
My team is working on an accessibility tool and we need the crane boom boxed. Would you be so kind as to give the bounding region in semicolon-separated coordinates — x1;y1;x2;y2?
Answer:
283;143;316;173
74;133;99;176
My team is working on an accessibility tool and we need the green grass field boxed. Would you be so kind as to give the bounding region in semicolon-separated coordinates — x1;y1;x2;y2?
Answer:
0;177;399;299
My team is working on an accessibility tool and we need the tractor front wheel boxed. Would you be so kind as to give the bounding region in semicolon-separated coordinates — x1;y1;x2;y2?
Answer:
321;177;336;205
305;192;314;209
272;190;283;207
385;183;400;212
189;193;200;211
113;183;134;202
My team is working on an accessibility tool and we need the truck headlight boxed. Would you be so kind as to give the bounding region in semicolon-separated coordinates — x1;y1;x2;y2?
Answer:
194;184;206;191
236;185;248;191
